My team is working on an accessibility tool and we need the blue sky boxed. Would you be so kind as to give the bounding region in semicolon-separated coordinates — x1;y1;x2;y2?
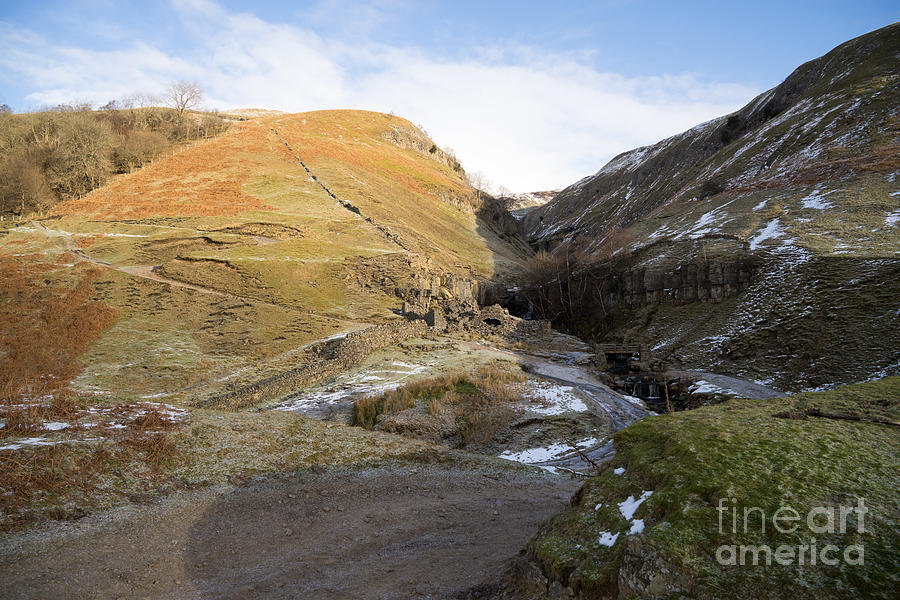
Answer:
1;1;897;190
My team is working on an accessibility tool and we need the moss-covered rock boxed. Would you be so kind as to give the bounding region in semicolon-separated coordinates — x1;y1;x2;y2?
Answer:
510;377;900;599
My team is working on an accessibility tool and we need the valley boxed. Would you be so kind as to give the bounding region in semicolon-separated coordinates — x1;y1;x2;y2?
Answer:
1;21;898;600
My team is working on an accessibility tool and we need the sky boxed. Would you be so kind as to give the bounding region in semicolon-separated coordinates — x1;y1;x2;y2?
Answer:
1;1;897;192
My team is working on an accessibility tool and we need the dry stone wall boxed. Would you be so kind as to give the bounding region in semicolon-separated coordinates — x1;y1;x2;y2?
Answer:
199;320;428;410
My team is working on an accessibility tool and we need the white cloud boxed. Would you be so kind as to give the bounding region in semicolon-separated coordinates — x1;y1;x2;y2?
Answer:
0;2;758;191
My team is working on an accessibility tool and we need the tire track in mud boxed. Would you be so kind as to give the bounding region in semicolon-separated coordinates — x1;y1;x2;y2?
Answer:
270;127;410;251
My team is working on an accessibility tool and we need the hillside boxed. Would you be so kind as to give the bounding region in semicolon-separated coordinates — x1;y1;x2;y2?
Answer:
522;23;900;390
2;109;529;404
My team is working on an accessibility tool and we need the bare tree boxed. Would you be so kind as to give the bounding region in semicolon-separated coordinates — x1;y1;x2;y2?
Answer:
497;185;514;198
466;170;493;200
165;81;203;124
122;92;160;109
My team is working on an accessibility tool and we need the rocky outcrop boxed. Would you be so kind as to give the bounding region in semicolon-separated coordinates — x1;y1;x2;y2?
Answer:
598;258;753;307
403;271;488;309
617;536;694;598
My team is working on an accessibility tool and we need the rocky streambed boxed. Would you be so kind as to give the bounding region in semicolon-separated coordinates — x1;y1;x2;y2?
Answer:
270;333;656;476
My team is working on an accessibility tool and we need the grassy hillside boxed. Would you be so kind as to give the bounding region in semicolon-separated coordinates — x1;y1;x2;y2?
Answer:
512;377;900;599
1;109;527;404
522;24;900;389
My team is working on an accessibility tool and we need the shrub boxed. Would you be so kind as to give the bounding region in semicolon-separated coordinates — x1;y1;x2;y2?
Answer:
113;130;168;172
454;394;515;445
700;178;725;198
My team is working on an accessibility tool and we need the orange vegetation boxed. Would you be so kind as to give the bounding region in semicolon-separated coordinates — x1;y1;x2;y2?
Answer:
274;110;469;201
0;253;118;408
49;121;277;219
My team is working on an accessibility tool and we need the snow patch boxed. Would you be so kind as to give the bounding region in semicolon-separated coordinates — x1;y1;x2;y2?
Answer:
749;219;785;250
621;395;647;408
618;491;653;520
521;380;588;415
498;437;599;465
597;531;620;547
688;380;737;396
800;186;834;210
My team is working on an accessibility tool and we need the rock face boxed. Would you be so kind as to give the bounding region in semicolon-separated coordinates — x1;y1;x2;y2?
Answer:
617;536;694;598
424;308;447;331
519;24;900;389
597;257;753;307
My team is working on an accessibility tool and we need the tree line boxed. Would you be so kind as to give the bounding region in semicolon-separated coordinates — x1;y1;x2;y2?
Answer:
0;82;228;216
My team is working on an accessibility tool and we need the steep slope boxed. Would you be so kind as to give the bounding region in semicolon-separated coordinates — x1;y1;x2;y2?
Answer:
3;109;528;402
523;24;900;390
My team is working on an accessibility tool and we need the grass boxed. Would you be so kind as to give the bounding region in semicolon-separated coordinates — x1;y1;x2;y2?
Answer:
0;406;451;532
272;110;527;276
524;377;900;599
48;121;276;220
0;403;183;530
352;363;526;447
0;108;530;405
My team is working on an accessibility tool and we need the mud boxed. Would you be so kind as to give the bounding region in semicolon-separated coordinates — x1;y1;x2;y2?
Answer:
1;464;579;600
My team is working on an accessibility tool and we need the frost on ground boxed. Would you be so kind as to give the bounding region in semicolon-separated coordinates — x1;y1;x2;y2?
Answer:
689;380;739;396
885;209;900;228
0;401;187;451
276;360;433;413
520;379;589;415
498;437;600;465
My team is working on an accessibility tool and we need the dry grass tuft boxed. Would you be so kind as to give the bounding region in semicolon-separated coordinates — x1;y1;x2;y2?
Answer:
121;432;175;469
453;394;515;446
127;406;178;432
353;362;524;446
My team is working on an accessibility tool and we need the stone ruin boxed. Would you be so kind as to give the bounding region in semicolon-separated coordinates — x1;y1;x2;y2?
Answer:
403;300;550;340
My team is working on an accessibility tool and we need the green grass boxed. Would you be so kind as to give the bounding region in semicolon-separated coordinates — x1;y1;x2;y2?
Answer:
526;377;900;599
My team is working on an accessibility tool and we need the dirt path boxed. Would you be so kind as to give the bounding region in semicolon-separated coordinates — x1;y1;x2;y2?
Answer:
1;464;578;600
